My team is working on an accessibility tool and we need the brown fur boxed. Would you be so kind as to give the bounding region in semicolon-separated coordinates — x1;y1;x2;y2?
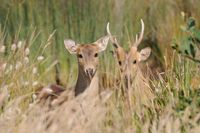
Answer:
107;20;155;107
36;35;109;104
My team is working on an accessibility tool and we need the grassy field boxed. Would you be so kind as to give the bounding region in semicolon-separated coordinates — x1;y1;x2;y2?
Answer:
0;0;200;132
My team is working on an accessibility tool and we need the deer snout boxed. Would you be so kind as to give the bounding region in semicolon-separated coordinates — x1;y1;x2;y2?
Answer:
85;68;96;79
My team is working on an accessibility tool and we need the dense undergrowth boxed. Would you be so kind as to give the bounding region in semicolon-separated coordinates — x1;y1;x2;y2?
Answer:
0;0;200;132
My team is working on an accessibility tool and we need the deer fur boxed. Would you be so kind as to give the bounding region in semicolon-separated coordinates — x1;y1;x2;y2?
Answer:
35;35;109;105
107;20;155;106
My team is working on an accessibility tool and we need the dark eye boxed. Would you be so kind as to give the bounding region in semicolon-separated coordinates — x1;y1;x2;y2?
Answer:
118;61;122;66
78;54;83;58
94;53;98;57
133;60;137;64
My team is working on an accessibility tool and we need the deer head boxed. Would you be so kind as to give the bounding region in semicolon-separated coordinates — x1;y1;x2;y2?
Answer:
64;36;109;80
107;20;151;83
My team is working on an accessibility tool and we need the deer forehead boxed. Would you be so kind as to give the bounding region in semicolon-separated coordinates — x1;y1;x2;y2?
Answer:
116;47;139;61
128;47;139;60
77;44;99;55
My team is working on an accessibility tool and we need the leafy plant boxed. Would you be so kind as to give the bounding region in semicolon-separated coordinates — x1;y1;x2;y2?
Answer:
172;17;200;63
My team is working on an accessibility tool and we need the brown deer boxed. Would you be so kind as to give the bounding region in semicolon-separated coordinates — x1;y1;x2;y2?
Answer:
64;36;109;96
107;20;154;106
36;35;110;104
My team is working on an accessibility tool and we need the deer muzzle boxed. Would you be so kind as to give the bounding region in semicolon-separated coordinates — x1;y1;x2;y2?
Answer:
85;68;96;79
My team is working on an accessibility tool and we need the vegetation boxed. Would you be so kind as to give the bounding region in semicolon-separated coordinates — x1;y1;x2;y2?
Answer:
172;17;200;63
0;0;200;132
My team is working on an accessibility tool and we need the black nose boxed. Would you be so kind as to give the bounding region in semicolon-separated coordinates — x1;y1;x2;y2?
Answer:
86;68;95;77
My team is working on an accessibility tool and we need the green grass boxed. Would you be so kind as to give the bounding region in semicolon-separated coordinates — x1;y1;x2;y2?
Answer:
0;0;200;132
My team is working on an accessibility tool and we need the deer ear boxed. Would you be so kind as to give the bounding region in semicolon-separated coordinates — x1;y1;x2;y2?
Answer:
95;36;110;52
64;39;78;54
139;47;151;61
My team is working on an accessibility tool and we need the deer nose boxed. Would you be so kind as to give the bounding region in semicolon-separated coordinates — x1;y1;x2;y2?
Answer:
125;75;128;80
124;74;132;87
85;68;95;78
124;74;131;82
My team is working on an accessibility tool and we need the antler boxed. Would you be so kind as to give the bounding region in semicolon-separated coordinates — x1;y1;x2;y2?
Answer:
106;23;120;48
132;19;145;47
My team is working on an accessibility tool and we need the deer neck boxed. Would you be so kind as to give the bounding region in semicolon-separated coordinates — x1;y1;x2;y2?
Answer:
124;65;147;89
75;65;98;96
134;67;147;84
132;66;154;105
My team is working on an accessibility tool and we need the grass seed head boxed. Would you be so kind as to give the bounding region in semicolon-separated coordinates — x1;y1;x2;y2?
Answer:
0;45;5;53
25;48;30;56
37;56;44;61
17;41;22;48
11;43;17;51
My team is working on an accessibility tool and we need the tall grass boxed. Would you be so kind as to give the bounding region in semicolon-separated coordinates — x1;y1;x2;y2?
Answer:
0;0;200;132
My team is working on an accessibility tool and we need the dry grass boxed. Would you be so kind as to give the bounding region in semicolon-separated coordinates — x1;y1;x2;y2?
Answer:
0;0;200;132
0;78;112;133
1;53;200;132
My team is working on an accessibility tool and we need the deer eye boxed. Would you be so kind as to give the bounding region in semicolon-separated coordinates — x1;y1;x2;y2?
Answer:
94;53;98;57
78;54;83;58
133;60;137;64
118;61;122;66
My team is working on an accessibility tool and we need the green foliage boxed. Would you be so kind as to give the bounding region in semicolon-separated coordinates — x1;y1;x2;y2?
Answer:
176;89;200;112
172;17;200;63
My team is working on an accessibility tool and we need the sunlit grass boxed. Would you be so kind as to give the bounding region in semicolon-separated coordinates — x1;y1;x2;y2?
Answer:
0;0;200;132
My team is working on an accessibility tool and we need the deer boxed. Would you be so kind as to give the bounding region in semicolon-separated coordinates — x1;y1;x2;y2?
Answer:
64;36;109;96
35;34;110;105
106;19;154;107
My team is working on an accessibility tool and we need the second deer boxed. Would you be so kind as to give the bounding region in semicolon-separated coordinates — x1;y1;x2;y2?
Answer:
107;20;154;106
